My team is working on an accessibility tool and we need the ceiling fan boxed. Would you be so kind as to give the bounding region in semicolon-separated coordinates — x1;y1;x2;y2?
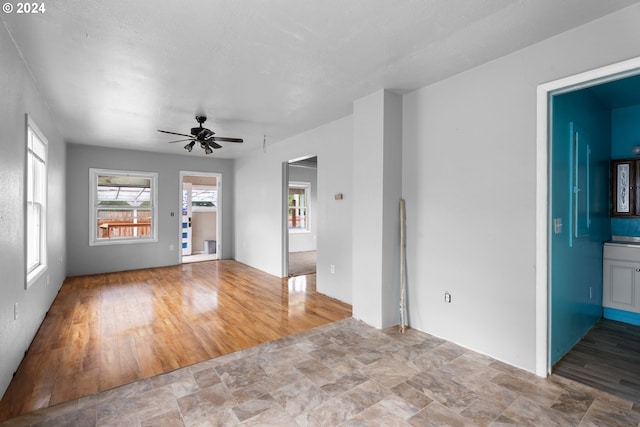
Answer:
158;115;243;154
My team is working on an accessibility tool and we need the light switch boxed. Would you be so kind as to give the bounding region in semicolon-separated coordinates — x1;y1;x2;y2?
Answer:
553;218;563;234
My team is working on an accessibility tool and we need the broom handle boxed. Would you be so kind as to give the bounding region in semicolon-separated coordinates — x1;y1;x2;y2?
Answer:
399;199;407;332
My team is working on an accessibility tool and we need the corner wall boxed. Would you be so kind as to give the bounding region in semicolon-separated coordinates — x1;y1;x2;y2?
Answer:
611;105;640;236
402;4;640;372
0;26;67;399
352;90;402;328
234;116;353;304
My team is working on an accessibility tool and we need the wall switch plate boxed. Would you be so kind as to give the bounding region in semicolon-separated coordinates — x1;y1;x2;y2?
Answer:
14;303;18;320
444;292;452;303
553;218;563;234
169;244;175;251
330;264;335;274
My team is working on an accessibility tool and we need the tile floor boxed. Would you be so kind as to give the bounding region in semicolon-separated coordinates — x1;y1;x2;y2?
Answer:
2;318;639;426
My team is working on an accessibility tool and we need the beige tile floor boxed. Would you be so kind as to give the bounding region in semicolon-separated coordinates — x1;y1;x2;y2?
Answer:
1;318;639;426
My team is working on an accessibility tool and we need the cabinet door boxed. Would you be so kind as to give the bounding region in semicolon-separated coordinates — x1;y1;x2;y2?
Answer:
603;260;640;313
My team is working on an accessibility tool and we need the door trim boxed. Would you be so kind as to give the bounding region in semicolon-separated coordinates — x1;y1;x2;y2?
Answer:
282;162;289;277
536;56;640;376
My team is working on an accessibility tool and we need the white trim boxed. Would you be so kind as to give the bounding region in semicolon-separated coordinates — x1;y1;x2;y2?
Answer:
282;162;289;277
89;168;159;246
536;56;640;377
26;114;48;289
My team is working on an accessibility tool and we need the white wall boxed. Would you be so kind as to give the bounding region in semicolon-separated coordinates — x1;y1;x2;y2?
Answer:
352;90;403;328
288;165;317;253
0;28;67;398
234;116;353;303
66;144;234;276
192;211;216;252
402;4;640;372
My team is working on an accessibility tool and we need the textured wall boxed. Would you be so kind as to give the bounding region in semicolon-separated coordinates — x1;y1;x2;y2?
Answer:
0;28;67;399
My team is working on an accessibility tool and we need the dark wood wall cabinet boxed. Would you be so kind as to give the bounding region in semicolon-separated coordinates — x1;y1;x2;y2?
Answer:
611;158;640;217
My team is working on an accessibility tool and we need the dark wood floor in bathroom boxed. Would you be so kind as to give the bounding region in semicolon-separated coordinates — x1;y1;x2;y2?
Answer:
553;319;640;402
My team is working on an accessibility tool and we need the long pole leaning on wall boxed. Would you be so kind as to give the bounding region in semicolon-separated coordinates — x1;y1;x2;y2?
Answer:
399;198;408;333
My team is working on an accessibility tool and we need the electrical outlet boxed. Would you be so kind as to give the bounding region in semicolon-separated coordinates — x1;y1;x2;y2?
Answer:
444;292;452;303
330;264;335;274
589;286;593;300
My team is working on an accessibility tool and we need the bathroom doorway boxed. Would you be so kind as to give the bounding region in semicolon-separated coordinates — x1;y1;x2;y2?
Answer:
538;56;640;376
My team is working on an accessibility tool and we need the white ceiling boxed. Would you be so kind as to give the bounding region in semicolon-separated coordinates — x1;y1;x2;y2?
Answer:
3;0;638;158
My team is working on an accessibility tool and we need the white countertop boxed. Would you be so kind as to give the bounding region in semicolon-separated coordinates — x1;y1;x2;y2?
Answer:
605;236;640;247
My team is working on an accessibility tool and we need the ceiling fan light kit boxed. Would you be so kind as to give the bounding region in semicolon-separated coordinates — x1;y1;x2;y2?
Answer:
158;115;243;155
184;141;195;152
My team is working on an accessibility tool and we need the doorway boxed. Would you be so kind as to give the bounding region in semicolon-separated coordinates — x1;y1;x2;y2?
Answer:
538;57;640;376
179;171;221;264
283;156;318;277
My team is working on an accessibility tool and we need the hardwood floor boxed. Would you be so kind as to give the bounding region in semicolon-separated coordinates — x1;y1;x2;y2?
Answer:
0;260;351;422
553;318;640;403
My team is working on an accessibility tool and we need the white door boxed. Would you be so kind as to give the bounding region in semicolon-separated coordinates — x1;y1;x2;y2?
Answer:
182;182;192;256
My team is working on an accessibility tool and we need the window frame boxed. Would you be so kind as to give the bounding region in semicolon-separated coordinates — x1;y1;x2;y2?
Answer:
191;184;218;213
288;181;311;233
89;168;159;246
26;115;48;288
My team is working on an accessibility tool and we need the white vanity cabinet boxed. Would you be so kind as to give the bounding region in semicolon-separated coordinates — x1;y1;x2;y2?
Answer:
603;242;640;314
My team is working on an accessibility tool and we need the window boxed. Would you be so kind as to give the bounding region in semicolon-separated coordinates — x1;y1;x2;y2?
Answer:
26;116;48;287
89;168;158;245
192;185;217;212
288;181;310;232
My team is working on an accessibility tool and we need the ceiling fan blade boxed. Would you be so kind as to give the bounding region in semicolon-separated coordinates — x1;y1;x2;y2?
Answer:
211;137;243;143
166;138;194;144
158;130;193;138
210;141;223;149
